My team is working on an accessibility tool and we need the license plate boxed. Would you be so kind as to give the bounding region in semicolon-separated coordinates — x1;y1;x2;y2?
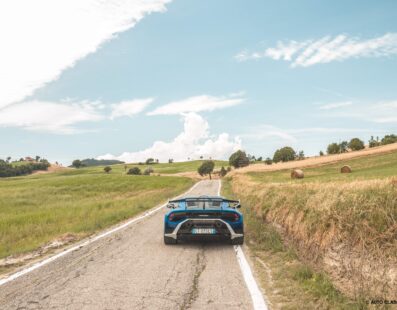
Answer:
192;228;215;234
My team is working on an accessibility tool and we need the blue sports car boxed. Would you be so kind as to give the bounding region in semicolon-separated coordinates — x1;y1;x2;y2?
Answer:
163;196;244;245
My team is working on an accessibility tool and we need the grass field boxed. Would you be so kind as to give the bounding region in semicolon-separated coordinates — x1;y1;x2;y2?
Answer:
225;149;397;305
248;150;397;183
0;170;194;260
70;160;229;175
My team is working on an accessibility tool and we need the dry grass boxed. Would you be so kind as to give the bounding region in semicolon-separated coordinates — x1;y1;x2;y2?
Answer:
231;174;397;300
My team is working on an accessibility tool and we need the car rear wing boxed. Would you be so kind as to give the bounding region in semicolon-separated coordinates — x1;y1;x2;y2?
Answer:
167;197;241;209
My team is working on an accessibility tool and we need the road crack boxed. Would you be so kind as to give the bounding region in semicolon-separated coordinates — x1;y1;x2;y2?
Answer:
180;246;206;310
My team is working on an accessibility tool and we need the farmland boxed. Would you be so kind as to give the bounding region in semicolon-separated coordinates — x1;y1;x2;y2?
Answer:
0;169;193;262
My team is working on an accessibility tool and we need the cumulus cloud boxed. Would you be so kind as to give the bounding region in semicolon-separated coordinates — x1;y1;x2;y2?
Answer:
236;33;397;67
97;113;242;162
110;98;153;119
0;100;103;134
0;0;171;109
147;94;245;115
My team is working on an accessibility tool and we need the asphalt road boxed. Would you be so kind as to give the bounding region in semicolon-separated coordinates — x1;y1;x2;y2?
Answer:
0;180;255;310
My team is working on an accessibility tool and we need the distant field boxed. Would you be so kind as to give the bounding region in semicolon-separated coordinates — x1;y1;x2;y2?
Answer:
78;160;229;175
0;170;194;260
248;150;397;183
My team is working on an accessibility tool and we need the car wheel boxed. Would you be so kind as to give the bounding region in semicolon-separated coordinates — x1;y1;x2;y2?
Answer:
231;236;244;245
164;236;177;245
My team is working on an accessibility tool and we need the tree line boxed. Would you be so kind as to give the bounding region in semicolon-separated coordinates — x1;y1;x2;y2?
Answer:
0;158;50;178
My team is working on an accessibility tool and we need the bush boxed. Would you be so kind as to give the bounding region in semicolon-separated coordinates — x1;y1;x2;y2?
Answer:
227;166;231;172
319;151;324;156
369;136;381;148
127;167;141;175
264;157;273;165
327;143;340;154
339;141;348;153
219;166;227;177
273;146;296;163
168;159;174;164
198;160;215;179
72;159;83;168
104;166;112;173
143;167;154;175
229;150;249;168
348;138;365;151
381;134;397;145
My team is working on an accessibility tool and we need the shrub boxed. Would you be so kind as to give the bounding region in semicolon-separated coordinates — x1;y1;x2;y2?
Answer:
369;136;381;148
168;159;174;164
198;160;215;179
143;167;154;175
219;166;227;177
348;138;365;151
127;167;141;175
297;150;305;160
339;141;348;153
229;150;249;168
273;147;296;163
264;157;273;165
319;151;324;156
72;159;83;168
104;166;112;173
381;134;397;145
226;166;231;172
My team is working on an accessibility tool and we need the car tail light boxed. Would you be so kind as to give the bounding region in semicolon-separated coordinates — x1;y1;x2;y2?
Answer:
233;213;240;221
168;213;175;221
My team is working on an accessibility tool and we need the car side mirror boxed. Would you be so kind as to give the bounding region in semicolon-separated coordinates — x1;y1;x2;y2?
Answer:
236;204;241;208
166;203;174;209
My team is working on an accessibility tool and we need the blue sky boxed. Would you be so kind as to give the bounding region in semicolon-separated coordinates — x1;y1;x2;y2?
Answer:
1;0;397;164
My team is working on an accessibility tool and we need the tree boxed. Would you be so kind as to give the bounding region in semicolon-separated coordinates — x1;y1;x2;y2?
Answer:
219;166;227;177
200;156;203;160
72;159;83;168
297;150;305;160
348;138;365;151
273;147;296;163
257;156;263;161
381;134;397;145
145;158;155;165
127;167;141;175
339;141;348;153
6;156;11;163
369;136;380;148
198;160;215;179
319;151;324;156
264;157;273;165
35;155;41;162
104;166;112;173
229;150;249;168
168;158;174;164
327;143;340;154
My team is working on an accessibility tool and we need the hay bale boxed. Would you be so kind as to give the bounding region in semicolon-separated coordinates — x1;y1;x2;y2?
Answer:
340;165;352;173
291;169;304;179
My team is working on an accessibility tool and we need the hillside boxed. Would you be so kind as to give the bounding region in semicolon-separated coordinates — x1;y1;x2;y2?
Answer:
224;144;397;307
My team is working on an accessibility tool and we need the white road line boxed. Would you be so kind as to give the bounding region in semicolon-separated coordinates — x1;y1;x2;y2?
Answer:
217;179;268;310
0;181;203;287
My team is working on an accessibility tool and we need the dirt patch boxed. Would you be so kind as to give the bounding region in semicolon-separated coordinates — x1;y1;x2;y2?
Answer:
32;164;69;175
0;233;78;269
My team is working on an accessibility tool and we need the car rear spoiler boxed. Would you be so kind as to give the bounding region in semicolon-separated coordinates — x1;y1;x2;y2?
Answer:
167;197;241;208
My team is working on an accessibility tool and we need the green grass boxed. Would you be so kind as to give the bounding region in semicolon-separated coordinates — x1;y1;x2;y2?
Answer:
248;151;397;183
0;169;194;259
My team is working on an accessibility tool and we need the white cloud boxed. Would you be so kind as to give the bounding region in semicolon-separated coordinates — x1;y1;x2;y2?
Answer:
0;0;171;109
318;101;353;110
0;100;103;134
98;112;242;162
236;33;397;67
110;98;153;120
147;94;245;115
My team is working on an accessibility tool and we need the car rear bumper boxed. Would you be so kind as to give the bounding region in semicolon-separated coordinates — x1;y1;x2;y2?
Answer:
164;218;243;240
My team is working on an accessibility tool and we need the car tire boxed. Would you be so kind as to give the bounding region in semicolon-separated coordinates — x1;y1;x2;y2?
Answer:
164;236;177;245
230;236;244;245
